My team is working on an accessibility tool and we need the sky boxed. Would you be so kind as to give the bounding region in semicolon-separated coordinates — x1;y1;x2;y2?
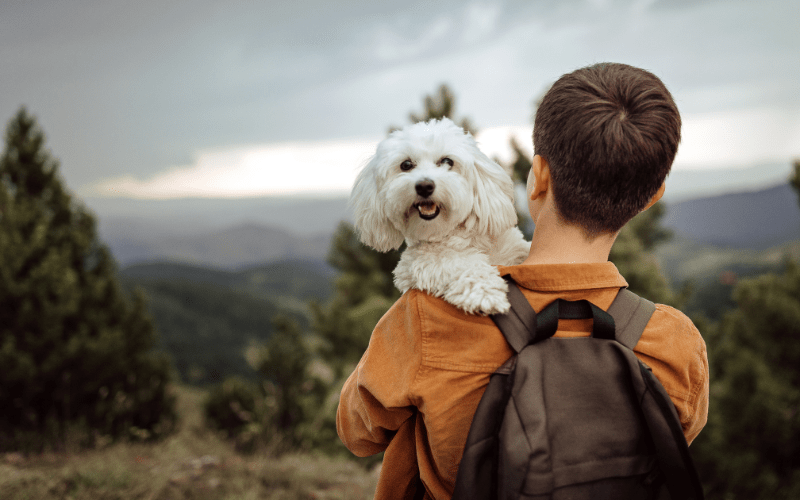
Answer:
1;0;799;200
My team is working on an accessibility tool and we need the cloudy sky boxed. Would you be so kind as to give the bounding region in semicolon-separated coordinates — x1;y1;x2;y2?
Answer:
1;0;799;200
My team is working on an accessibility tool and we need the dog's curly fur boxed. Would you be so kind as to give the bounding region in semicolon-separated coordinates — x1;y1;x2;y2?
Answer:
350;118;530;315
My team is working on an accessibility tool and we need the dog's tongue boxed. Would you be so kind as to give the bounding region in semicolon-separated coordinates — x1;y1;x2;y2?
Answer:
416;201;438;216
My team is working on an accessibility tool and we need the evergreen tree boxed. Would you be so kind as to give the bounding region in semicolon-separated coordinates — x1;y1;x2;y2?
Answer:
257;315;314;436
692;260;800;499
312;223;401;378
608;204;676;305
507;137;533;186
206;314;333;451
0;108;176;450
395;83;477;135
505;137;534;239
690;162;800;498
626;201;673;252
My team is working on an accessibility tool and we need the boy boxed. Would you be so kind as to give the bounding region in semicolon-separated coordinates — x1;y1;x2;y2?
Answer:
337;63;709;500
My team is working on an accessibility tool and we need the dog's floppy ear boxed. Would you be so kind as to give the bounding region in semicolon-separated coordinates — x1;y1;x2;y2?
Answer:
468;147;518;237
349;155;405;252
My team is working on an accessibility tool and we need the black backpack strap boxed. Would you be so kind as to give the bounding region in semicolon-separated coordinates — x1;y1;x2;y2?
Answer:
489;276;537;353
494;278;656;351
639;363;706;500
607;288;656;350
608;291;703;499
536;299;616;340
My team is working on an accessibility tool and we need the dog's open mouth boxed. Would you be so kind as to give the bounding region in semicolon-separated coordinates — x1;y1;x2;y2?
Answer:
414;201;440;220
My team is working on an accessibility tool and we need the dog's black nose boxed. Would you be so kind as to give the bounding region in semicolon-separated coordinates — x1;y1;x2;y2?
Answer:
415;179;435;198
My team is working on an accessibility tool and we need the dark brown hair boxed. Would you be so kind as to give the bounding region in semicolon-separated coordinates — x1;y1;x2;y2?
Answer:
533;62;681;235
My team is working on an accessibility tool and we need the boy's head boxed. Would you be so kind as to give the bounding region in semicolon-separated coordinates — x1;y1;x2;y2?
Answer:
532;62;681;235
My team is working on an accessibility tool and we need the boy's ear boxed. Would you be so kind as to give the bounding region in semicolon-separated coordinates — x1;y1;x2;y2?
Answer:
642;182;666;211
528;155;550;201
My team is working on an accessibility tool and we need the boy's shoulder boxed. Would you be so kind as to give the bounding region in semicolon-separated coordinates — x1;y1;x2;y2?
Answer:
647;302;705;348
380;289;512;373
388;288;496;325
637;302;708;442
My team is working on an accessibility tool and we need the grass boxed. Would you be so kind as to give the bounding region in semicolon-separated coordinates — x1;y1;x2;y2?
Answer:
0;385;378;500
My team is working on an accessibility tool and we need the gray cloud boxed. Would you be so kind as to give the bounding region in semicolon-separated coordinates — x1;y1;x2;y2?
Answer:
1;0;798;193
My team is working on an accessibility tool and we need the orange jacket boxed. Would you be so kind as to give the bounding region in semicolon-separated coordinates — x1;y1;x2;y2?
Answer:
337;263;709;500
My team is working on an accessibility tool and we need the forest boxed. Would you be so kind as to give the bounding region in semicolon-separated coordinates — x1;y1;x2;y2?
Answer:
1;86;799;498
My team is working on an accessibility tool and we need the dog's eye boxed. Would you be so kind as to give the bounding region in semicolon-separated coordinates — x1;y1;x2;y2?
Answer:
400;160;415;171
439;157;454;167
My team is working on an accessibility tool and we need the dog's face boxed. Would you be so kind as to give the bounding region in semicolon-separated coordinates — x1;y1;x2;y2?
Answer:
351;118;517;251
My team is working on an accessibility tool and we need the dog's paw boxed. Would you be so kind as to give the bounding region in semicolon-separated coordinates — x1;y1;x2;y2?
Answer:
445;272;510;316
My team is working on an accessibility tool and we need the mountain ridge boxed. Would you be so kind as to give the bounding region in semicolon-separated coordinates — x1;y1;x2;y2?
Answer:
108;221;333;269
661;183;800;249
102;181;798;269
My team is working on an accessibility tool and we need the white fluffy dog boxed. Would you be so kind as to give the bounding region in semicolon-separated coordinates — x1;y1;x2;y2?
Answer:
350;118;530;315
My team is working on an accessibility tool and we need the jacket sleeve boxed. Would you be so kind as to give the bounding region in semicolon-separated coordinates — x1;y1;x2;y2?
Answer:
635;304;710;445
336;291;424;457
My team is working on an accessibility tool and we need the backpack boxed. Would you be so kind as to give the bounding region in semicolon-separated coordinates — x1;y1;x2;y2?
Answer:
451;277;705;500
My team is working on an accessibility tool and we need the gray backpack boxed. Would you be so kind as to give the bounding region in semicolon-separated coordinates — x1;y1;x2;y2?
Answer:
451;277;704;500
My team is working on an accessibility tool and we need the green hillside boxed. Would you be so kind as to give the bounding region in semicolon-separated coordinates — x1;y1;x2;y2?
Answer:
121;261;240;287
656;238;800;320
239;259;335;301
121;259;335;386
122;258;333;299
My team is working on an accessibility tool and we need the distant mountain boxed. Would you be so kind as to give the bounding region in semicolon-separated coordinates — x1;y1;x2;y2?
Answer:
98;179;800;269
90;195;351;237
662;183;800;249
83;162;794;237
108;222;333;268
661;162;791;203
92;195;350;267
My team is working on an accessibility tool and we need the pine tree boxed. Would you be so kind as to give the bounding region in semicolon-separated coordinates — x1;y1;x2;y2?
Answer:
690;163;800;498
608;203;676;305
505;138;535;239
390;84;477;136
312;222;401;378
408;84;477;135
257;315;314;436
692;260;800;499
0;108;176;451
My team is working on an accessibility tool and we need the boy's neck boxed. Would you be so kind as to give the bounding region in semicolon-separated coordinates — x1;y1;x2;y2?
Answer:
522;203;617;265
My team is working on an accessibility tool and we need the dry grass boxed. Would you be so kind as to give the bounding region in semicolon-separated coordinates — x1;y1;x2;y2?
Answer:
0;385;378;500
